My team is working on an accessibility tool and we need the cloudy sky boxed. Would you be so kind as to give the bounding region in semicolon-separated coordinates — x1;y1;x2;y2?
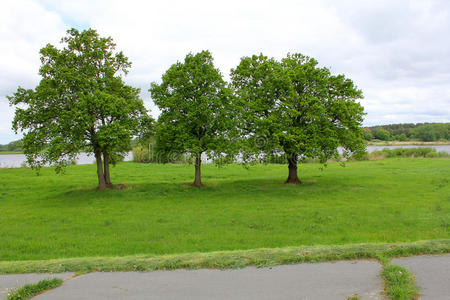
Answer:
1;0;449;144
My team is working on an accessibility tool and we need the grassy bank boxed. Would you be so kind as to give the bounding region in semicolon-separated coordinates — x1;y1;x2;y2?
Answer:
1;240;448;274
0;159;449;262
0;151;23;155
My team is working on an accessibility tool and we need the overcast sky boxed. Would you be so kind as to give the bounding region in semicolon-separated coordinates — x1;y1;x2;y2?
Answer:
1;0;449;144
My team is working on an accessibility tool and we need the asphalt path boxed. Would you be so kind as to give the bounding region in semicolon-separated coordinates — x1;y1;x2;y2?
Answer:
1;255;449;299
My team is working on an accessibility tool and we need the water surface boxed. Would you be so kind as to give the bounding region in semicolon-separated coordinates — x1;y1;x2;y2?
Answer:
0;152;132;168
1;145;449;168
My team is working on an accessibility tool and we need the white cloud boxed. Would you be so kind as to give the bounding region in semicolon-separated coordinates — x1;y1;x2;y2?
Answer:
0;0;68;143
1;0;449;143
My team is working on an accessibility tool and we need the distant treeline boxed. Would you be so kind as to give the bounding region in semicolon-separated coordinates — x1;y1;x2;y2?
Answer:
363;123;450;141
0;140;22;152
2;122;449;152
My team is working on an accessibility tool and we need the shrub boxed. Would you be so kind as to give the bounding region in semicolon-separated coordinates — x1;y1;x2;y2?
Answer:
425;151;449;158
363;130;373;141
394;133;408;141
368;150;386;160
369;147;448;159
375;129;390;141
132;146;152;163
350;151;369;161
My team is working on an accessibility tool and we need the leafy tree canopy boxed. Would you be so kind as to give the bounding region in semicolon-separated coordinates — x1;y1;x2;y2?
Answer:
150;50;234;186
8;28;152;189
230;53;365;183
375;129;391;141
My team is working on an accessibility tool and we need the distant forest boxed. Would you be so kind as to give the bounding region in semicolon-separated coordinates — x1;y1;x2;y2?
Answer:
0;140;22;152
364;122;450;142
1;122;449;152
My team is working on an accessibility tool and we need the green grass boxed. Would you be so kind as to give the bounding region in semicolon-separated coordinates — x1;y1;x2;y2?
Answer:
6;278;63;300
1;240;448;274
0;158;449;262
0;151;22;155
382;263;419;300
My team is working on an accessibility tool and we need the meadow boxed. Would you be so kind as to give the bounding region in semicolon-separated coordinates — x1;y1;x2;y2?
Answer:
0;158;449;262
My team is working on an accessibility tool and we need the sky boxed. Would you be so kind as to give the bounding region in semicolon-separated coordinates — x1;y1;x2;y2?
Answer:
1;0;449;144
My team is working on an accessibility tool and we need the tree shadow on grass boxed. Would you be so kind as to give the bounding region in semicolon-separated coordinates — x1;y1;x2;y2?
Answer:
51;175;330;206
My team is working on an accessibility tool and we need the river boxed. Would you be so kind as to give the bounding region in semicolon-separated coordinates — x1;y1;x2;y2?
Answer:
0;152;133;168
0;145;449;168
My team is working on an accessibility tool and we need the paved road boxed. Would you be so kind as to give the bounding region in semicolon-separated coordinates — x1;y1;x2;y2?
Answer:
1;255;448;299
37;261;382;300
393;254;450;300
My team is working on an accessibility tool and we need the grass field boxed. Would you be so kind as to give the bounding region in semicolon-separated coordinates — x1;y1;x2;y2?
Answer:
0;159;449;262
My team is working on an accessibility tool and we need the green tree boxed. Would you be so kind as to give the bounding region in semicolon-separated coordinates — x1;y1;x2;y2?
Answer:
412;123;449;141
375;129;391;141
0;140;22;152
231;53;365;184
394;133;408;141
150;51;234;187
9;28;152;189
363;129;373;141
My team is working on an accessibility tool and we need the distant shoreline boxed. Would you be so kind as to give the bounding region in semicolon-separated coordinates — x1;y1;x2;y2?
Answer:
1;141;450;155
368;141;450;146
0;151;23;155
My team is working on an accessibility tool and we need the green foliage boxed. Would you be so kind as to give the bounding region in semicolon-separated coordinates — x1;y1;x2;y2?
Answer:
8;28;152;188
132;145;186;163
0;140;22;152
394;133;408;141
0;159;449;261
150;50;235;185
412;123;450;141
382;264;418;300
425;151;450;158
6;278;63;300
1;240;448;274
367;123;416;139
375;129;391;141
349;151;369;161
363;129;373;141
150;50;234;157
132;146;153;163
230;53;366;181
369;147;449;159
364;122;450;141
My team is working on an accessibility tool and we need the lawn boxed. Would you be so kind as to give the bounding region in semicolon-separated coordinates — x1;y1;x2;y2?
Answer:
0;158;449;262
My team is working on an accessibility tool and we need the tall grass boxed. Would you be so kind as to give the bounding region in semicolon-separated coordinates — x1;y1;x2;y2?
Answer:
6;278;63;300
370;147;449;159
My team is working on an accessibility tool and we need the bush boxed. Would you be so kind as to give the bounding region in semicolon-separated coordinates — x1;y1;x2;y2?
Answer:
363;130;373;141
425;151;449;158
369;147;448;159
375;129;390;141
394;133;408;141
350;151;369;161
132;146;152;163
133;145;189;163
384;147;433;157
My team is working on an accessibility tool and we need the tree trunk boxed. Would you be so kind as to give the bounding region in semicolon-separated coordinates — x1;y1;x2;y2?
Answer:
286;153;301;184
192;154;203;187
95;150;107;190
103;152;112;188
